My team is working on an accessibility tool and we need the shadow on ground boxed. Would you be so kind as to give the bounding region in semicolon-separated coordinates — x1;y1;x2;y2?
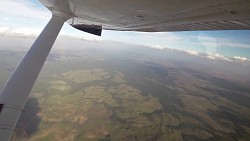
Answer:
14;97;41;138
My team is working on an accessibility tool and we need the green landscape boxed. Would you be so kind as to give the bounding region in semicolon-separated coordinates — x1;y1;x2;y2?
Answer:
0;39;250;141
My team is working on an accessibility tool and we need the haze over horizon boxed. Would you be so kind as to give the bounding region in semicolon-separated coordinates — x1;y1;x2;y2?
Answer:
0;0;250;60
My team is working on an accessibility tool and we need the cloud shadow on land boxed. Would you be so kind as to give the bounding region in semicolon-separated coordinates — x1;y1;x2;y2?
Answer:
14;97;41;138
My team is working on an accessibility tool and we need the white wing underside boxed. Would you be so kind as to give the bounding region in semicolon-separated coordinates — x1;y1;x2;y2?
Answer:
41;0;250;32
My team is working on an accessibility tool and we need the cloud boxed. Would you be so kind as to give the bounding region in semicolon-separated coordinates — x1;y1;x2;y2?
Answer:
185;50;199;56
170;49;200;56
62;35;102;42
0;26;104;43
0;27;11;33
234;56;248;61
206;54;232;62
177;49;232;62
143;44;165;50
0;0;50;21
0;26;41;38
164;47;234;62
221;42;250;49
0;0;52;39
0;17;8;21
197;33;250;49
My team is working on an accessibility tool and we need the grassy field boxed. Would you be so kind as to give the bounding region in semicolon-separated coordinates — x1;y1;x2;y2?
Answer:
1;44;249;141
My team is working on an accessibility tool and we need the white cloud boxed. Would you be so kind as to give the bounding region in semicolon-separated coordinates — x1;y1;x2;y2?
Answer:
185;50;199;56
167;47;234;62
0;17;8;21
178;49;232;62
13;28;41;36
206;55;216;60
143;44;165;50
0;0;52;39
0;27;11;33
234;56;248;61
207;54;232;62
0;26;104;43
0;26;41;38
0;0;50;21
78;36;102;42
221;42;250;49
62;34;102;42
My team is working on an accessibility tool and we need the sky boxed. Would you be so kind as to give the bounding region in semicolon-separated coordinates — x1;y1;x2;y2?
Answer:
0;0;250;61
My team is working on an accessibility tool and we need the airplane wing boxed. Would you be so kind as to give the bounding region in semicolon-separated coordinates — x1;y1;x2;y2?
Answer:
42;0;250;35
0;0;250;140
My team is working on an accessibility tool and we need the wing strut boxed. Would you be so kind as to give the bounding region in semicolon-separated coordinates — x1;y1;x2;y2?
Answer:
0;15;66;141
